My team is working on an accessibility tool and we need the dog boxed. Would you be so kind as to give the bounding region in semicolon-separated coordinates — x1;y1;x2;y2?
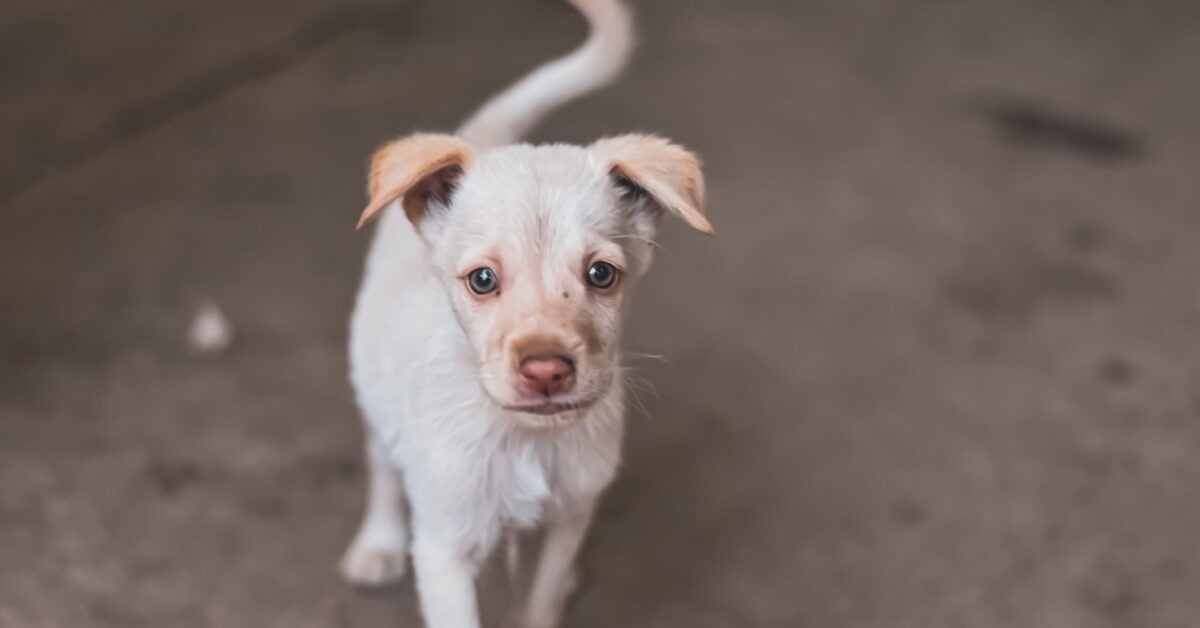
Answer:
339;1;712;626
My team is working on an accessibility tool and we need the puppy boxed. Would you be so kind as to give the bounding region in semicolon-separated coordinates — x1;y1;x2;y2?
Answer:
340;1;712;626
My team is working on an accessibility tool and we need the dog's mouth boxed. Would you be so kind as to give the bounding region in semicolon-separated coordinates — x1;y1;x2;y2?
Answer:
503;397;596;417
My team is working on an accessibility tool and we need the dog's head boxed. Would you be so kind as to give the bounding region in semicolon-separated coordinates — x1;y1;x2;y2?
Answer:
358;133;712;424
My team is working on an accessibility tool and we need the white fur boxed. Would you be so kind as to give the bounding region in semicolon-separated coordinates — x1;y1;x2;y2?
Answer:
340;2;705;627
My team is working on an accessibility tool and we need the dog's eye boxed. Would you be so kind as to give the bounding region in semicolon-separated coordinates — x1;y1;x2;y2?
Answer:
586;261;618;290
467;267;499;295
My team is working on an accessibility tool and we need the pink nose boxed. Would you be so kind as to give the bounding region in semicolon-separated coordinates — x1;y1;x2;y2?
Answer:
518;354;576;397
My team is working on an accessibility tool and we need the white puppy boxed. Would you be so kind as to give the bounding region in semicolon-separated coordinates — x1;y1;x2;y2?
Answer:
340;1;713;626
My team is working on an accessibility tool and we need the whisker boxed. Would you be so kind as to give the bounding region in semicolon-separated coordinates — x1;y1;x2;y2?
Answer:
621;351;673;366
623;378;653;421
624;372;661;400
612;233;669;254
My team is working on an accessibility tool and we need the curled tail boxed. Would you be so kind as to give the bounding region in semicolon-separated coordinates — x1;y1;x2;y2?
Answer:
456;0;634;148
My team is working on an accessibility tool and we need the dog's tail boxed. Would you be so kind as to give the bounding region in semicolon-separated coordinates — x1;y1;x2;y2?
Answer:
456;0;634;148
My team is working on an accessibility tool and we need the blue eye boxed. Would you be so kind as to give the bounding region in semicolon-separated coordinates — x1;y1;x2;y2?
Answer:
586;261;618;289
467;267;499;295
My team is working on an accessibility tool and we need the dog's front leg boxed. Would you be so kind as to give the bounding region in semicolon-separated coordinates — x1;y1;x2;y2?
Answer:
412;541;483;628
506;503;596;628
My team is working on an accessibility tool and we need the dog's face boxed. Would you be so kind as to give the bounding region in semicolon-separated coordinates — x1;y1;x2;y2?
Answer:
359;134;711;423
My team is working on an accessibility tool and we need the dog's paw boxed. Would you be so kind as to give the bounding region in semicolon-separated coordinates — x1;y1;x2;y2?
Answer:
339;543;408;588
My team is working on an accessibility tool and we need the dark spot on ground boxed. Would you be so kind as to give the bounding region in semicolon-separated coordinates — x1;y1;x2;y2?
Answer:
239;492;289;519
127;554;173;579
943;261;1117;321
1066;221;1107;253
1078;560;1140;618
290;453;359;488
1098;357;1135;385
973;95;1144;162
890;499;927;526
144;457;202;497
87;595;149;628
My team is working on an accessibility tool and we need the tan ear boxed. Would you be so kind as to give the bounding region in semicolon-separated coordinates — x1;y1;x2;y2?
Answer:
358;133;474;229
591;134;713;235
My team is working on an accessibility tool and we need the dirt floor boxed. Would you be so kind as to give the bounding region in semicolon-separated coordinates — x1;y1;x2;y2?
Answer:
3;0;1200;626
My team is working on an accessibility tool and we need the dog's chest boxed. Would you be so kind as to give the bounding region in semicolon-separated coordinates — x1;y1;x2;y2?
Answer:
470;423;617;532
487;438;555;529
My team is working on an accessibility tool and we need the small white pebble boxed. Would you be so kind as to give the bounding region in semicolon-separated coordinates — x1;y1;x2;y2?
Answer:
188;302;233;354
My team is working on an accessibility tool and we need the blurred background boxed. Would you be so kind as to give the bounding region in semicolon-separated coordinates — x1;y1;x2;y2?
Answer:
3;0;1200;626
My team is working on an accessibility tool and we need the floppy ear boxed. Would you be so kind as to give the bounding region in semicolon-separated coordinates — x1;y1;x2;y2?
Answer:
591;134;713;235
358;133;473;229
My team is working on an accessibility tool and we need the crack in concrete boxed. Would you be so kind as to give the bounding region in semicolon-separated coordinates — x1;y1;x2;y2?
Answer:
0;4;410;208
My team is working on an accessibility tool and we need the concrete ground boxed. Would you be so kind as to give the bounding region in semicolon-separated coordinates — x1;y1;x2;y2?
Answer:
3;0;1200;626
